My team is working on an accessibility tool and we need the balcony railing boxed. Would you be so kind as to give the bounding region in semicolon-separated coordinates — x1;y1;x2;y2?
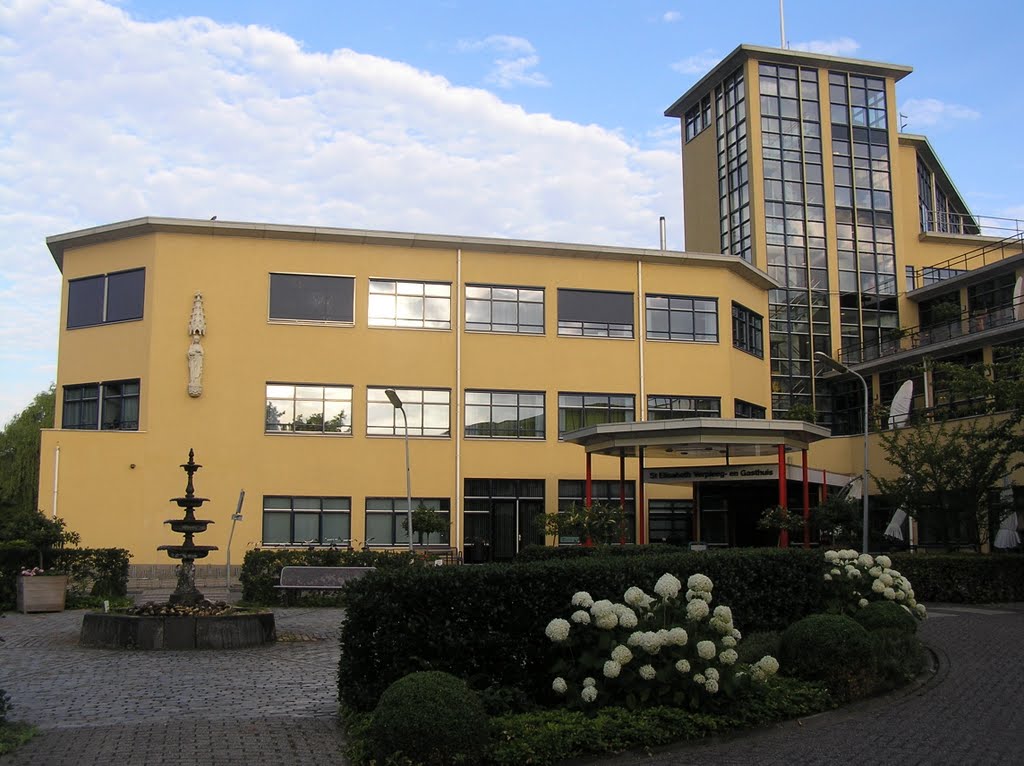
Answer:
908;231;1024;291
921;210;1023;238
839;300;1023;366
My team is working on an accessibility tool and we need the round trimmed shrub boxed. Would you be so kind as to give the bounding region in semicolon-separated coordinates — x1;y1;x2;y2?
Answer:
869;628;926;690
369;671;490;765
779;614;874;701
853;600;918;635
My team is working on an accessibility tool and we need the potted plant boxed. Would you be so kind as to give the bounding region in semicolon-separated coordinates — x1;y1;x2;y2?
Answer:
16;566;69;613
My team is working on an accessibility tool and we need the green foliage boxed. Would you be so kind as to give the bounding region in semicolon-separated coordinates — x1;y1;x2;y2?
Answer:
757;505;806;534
0;721;37;755
779;614;874;702
812;495;862;547
54;547;131;598
339;548;824;712
853;599;918;635
368;672;490;766
401;501;450;543
239;547;419;604
0;386;54;519
890;553;1024;602
868;629;926;691
515;543;678;563
538;501;629;546
0;689;10;725
735;631;781;665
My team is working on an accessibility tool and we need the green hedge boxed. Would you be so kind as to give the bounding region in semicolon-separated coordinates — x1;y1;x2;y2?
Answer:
338;548;824;711
0;544;129;610
514;543;681;563
240;548;420;604
891;553;1024;603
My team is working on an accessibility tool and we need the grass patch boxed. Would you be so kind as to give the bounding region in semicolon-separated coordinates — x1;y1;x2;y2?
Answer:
0;722;37;755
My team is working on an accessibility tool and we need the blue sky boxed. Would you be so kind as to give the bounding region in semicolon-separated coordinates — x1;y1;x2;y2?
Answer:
1;0;1022;424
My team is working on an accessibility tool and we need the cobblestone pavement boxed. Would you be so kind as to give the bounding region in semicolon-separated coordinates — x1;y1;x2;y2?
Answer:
0;608;347;765
2;603;1023;765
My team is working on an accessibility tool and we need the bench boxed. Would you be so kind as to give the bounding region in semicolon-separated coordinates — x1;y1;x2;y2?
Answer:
417;548;464;566
275;565;375;604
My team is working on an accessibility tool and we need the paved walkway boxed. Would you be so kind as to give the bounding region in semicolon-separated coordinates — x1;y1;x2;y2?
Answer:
1;603;1022;765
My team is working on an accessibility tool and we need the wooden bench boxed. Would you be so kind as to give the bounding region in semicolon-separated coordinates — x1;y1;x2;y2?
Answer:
275;565;375;604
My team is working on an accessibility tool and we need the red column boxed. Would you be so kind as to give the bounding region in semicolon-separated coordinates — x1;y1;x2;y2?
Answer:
802;448;810;549
584;452;593;547
778;445;789;548
638;448;646;545
618;450;627;545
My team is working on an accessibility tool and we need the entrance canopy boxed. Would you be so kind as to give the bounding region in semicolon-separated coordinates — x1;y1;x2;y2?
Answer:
561;418;832;460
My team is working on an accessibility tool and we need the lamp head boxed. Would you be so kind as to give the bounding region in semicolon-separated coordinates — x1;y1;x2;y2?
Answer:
814;351;849;374
385;388;404;409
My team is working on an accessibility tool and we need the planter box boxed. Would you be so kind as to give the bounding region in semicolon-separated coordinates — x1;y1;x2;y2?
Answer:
16;574;69;613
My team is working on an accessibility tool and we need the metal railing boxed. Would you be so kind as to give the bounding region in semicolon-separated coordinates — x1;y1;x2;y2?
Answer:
921;210;1024;238
908;231;1024;291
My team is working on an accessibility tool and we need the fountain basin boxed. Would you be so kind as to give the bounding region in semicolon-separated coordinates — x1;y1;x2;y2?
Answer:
80;610;276;650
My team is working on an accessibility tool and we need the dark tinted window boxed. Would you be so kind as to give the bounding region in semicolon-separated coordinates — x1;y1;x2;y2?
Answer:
558;289;633;338
270;274;355;323
105;269;146;322
66;276;105;328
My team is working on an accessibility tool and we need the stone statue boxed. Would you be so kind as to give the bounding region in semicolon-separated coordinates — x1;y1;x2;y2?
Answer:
187;292;206;397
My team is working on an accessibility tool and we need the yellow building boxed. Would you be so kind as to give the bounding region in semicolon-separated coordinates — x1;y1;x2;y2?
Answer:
37;45;1024;564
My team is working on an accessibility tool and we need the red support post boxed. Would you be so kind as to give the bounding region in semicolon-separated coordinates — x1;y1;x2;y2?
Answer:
584;452;593;547
802;448;810;549
638;448;646;545
619;450;627;545
778;445;789;548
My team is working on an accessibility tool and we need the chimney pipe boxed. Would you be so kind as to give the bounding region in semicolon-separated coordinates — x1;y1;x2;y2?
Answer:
659;216;667;250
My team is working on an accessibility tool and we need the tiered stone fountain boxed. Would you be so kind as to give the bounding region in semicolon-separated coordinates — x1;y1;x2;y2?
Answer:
80;450;275;649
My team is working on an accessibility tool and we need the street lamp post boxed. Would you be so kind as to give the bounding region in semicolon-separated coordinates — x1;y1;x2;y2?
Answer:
385;389;414;552
814;351;870;554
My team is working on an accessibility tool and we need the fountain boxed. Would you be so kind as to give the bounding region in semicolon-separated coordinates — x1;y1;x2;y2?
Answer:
80;450;275;649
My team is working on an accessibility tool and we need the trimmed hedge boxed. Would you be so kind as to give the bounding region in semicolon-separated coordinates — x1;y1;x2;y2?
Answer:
779;614;874;702
514;543;681;563
338;548;824;711
240;547;420;604
853;599;917;635
890;553;1024;603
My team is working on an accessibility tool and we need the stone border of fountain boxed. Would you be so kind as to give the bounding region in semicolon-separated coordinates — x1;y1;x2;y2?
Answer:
80;610;276;650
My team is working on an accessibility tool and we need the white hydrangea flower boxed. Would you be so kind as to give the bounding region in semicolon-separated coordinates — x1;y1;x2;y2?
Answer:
869;566;882;578
595;612;619;630
603;660;621;679
552;677;567;694
756;655;780;676
693;673;706;685
581;686;597;703
883;587;896;600
697;640;717;660
731;628;742;640
705;678;720;694
824;574;833;582
627;631;645;647
713;605;732;621
639;664;656;681
571;609;591;624
687;599;710;621
916;604;927;618
705;667;720;682
871;579;886;594
879;573;894;587
545;618;570;642
611;644;633;665
590;599;615;618
721;635;737;648
655;573;683;599
824;550;839;562
908;598;918;608
583;677;596;688
667;627;688;646
830;568;841;576
751;666;767;682
687;573;713;592
896;590;906;601
699;591;713;602
675;659;691;674
572;591;594;608
685;589;697;602
639;631;663;654
719;648;738;665
840;549;858;560
618;610;639;629
876;555;892;568
858;598;869;608
857;553;874;567
624;586;647;607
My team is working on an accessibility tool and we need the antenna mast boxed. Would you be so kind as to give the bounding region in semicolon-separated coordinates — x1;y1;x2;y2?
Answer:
779;0;786;48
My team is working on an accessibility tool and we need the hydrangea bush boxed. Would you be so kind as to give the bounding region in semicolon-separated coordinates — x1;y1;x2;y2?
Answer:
545;572;779;711
822;550;926;620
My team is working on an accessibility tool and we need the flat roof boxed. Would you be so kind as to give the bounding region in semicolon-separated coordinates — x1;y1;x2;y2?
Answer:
45;216;779;290
666;44;913;118
561;417;833;459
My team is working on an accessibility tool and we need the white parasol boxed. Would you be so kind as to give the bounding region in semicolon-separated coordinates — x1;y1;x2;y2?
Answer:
884;507;907;541
994;483;1020;549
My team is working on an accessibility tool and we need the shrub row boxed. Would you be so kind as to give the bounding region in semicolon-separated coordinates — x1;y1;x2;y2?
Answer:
338;548;824;711
0;543;129;610
239;548;419;604
890;553;1024;603
513;543;682;563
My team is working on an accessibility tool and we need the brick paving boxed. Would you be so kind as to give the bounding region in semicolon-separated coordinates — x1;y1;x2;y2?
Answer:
1;603;1022;765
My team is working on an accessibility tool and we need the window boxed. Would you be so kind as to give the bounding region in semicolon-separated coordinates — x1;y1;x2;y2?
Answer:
67;268;145;328
647;395;721;420
732;302;764;357
558;393;634;435
734;399;767;419
269;273;354;323
649;499;693;543
367;387;450;436
557;289;633;338
645;294;718;342
465;285;543;334
368;279;451;329
465;390;545;439
62;380;140;430
684;94;712;142
557;480;635;545
265;383;352;434
262;496;350;546
365;497;450;546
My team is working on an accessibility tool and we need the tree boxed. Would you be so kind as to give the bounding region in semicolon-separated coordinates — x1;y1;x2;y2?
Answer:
875;354;1024;549
401;501;450;545
0;386;55;520
538;501;628;546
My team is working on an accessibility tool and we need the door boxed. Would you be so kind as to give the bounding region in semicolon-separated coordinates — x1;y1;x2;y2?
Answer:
492;500;517;562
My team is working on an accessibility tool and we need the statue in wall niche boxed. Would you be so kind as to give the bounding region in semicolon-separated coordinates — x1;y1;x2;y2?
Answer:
187;292;206;398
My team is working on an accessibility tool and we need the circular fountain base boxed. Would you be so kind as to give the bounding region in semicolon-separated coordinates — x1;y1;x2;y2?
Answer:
80;611;276;650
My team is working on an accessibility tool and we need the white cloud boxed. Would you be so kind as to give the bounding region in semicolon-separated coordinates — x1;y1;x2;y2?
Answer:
789;37;860;56
0;0;682;423
662;11;681;23
457;34;549;87
899;98;981;129
670;49;720;76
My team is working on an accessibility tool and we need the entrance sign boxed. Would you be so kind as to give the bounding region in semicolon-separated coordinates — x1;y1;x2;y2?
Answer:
645;464;778;484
